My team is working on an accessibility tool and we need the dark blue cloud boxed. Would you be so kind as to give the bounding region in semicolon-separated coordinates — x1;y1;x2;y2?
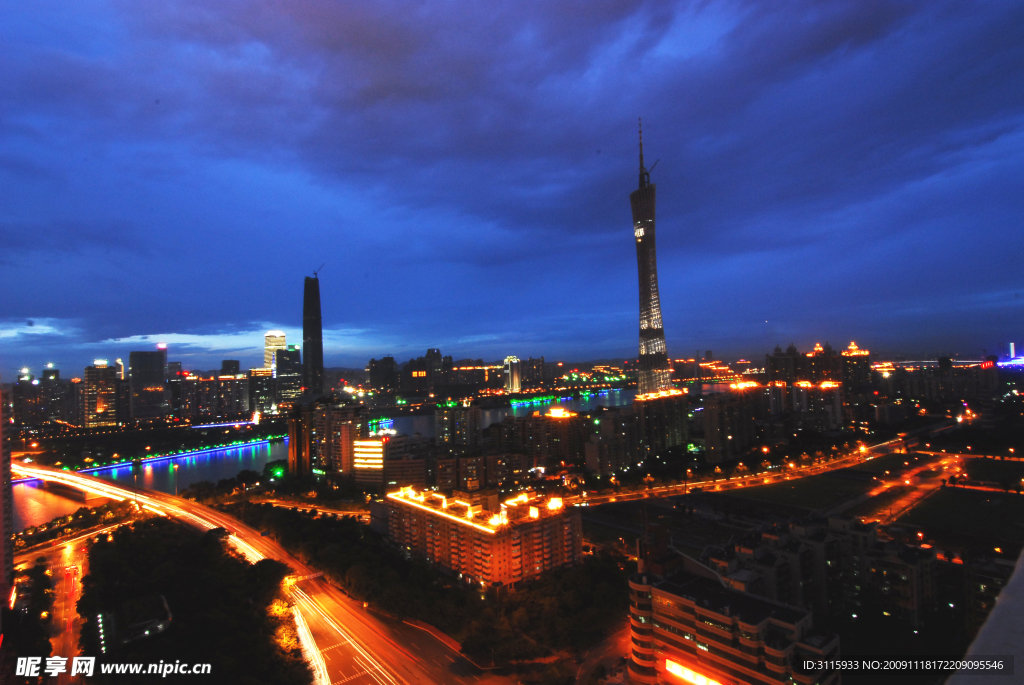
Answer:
1;0;1022;378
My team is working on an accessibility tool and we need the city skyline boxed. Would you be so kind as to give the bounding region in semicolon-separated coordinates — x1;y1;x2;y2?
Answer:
2;2;1023;377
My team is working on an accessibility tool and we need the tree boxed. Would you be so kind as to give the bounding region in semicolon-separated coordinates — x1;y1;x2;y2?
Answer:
237;469;261;486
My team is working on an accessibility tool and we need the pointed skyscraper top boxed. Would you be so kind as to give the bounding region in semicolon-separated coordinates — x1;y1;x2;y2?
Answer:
638;117;646;189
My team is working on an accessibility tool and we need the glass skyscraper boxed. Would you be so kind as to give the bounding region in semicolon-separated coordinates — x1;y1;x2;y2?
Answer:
84;360;119;428
303;275;324;395
128;347;168;420
276;345;303;402
265;330;286;370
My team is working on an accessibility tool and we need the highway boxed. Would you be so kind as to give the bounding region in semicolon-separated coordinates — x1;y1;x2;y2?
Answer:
12;463;513;685
572;437;907;507
15;524;123;685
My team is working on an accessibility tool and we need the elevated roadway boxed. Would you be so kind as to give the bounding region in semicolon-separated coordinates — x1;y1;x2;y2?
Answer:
12;463;510;685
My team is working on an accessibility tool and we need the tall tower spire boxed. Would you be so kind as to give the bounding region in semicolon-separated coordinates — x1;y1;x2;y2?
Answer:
629;123;672;395
638;117;646;189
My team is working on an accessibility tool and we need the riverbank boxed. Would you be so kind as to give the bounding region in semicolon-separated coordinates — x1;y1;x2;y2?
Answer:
16;418;288;472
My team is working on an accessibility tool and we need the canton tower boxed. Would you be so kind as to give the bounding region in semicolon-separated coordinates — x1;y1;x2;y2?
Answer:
630;120;673;394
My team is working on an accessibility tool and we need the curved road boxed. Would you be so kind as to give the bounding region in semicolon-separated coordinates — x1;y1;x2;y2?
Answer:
13;463;510;685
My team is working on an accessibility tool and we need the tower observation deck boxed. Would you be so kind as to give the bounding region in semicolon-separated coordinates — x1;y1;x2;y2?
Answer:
630;120;673;395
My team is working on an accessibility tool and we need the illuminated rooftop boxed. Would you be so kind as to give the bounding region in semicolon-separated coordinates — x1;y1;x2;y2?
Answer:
386;487;565;534
792;380;841;389
545;407;576;419
842;341;870;356
635;388;687;401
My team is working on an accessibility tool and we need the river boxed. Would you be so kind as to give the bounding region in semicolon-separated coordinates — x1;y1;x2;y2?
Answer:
12;440;289;532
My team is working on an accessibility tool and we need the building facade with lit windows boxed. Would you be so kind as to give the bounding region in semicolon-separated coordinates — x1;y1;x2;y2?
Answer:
179;374;249;420
504;356;521;393
353;439;384;486
839;343;870;394
11;368;46;427
275;345;302;405
629;563;840;685
701;386;759;464
248;367;276;414
635;389;688;459
264;330;286;369
435;403;482;451
790;381;843;431
83;360;119;428
289;400;366;476
385;488;582;587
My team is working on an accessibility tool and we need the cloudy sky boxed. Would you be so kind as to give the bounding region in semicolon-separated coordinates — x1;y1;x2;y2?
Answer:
1;0;1022;377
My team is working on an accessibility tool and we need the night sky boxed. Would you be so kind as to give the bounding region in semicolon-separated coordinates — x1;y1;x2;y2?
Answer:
2;1;1023;378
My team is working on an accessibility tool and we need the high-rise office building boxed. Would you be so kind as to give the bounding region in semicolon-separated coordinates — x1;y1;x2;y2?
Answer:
68;377;85;426
11;368;45;427
116;377;132;424
435;404;482;450
128;347;168;421
265;330;286;370
215;374;249;416
630;121;672;395
523;357;545;387
167;361;184;417
504;356;522;394
303;275;324;396
248;367;276;414
40;365;65;423
83;360;119;428
276;345;303;403
424;348;443;390
368;356;400;393
221;360;241;375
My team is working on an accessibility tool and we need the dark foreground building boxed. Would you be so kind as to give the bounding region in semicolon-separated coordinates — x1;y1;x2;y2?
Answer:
0;377;13;610
629;564;841;685
629;525;840;685
303;274;324;396
630;121;673;395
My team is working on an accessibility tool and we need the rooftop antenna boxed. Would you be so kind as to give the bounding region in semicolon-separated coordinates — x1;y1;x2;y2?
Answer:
313;263;325;277
638;118;659;188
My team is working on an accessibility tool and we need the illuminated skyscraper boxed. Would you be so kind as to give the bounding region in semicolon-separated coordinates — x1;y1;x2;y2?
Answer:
303;275;324;395
265;330;286;369
504;355;522;393
630;120;672;394
276;345;302;403
84;360;119;428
